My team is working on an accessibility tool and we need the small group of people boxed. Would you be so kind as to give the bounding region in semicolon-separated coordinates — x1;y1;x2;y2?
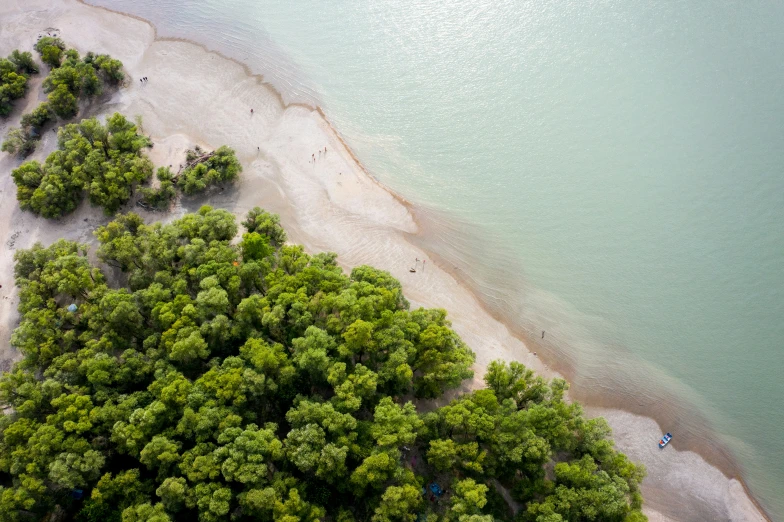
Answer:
409;257;426;273
310;147;327;163
139;76;149;83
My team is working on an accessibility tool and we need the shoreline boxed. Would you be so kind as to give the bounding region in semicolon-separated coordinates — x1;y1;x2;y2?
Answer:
405;207;771;520
0;0;771;519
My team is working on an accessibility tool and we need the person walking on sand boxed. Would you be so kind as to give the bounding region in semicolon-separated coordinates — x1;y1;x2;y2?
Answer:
250;108;254;114
542;331;545;339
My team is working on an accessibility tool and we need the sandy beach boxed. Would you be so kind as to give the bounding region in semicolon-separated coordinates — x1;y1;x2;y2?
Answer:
0;0;770;519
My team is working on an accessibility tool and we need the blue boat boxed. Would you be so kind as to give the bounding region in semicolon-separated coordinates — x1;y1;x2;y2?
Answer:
659;432;672;448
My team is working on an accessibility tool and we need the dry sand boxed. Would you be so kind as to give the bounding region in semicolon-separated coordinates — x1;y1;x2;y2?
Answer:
0;0;770;520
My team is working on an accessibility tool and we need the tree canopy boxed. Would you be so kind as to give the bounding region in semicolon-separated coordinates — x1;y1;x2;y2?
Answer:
175;146;243;195
41;48;124;118
0;207;646;522
34;37;67;69
11;113;153;217
10;113;241;217
0;50;36;117
4;41;126;157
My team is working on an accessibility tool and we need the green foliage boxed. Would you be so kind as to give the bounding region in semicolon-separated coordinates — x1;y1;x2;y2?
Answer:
140;167;177;209
0;51;34;116
372;484;423;522
240;232;273;261
47;82;78;118
35;37;67;68
43;50;102;100
4;98;51;160
176;146;242;195
8;50;39;74
20;102;54;130
242;206;288;246
6;42;125;155
0;209;646;522
1;127;37;156
87;52;125;84
11;113;153;217
40;46;63;68
525;455;642;522
121;503;172;522
449;479;488;519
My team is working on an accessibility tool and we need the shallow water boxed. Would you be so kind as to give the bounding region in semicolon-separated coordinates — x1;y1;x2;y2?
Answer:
87;0;784;516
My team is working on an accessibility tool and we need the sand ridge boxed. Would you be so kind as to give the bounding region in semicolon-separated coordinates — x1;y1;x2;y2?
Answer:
0;0;770;520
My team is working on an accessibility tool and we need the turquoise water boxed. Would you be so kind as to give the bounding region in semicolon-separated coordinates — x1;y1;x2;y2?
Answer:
89;0;784;516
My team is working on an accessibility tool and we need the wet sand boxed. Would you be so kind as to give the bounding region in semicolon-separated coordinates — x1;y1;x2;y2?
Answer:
0;0;769;519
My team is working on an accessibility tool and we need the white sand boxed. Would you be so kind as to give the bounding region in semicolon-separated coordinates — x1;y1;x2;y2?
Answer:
0;0;770;520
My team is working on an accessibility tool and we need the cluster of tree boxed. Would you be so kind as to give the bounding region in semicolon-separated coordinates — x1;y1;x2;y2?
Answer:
139;145;243;209
0;50;37;116
10;113;153;217
2;39;125;157
177;146;243;195
2;103;56;157
0;206;647;522
34;36;124;86
34;36;67;69
9;113;241;218
37;45;124;119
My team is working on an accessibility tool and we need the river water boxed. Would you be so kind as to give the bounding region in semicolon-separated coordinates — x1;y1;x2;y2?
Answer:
86;0;784;516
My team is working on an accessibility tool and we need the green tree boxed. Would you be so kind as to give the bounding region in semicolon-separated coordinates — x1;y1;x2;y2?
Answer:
291;326;335;380
412;319;475;398
0;208;646;522
371;397;423;448
9;50;39;74
48;82;77;118
526;455;643;522
48;449;106;489
193;482;232;521
156;477;189;512
449;479;488;520
140;436;181;474
20;103;54;130
350;450;401;492
140;167;177;209
426;439;485;474
92;54;125;84
484;360;548;408
34;37;66;68
0;54;32;115
214;424;283;484
274;489;324;522
121;503;171;522
176;146;242;195
11;114;153;217
241;232;273;261
1;128;36;156
242;207;287;246
372;484;423;522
